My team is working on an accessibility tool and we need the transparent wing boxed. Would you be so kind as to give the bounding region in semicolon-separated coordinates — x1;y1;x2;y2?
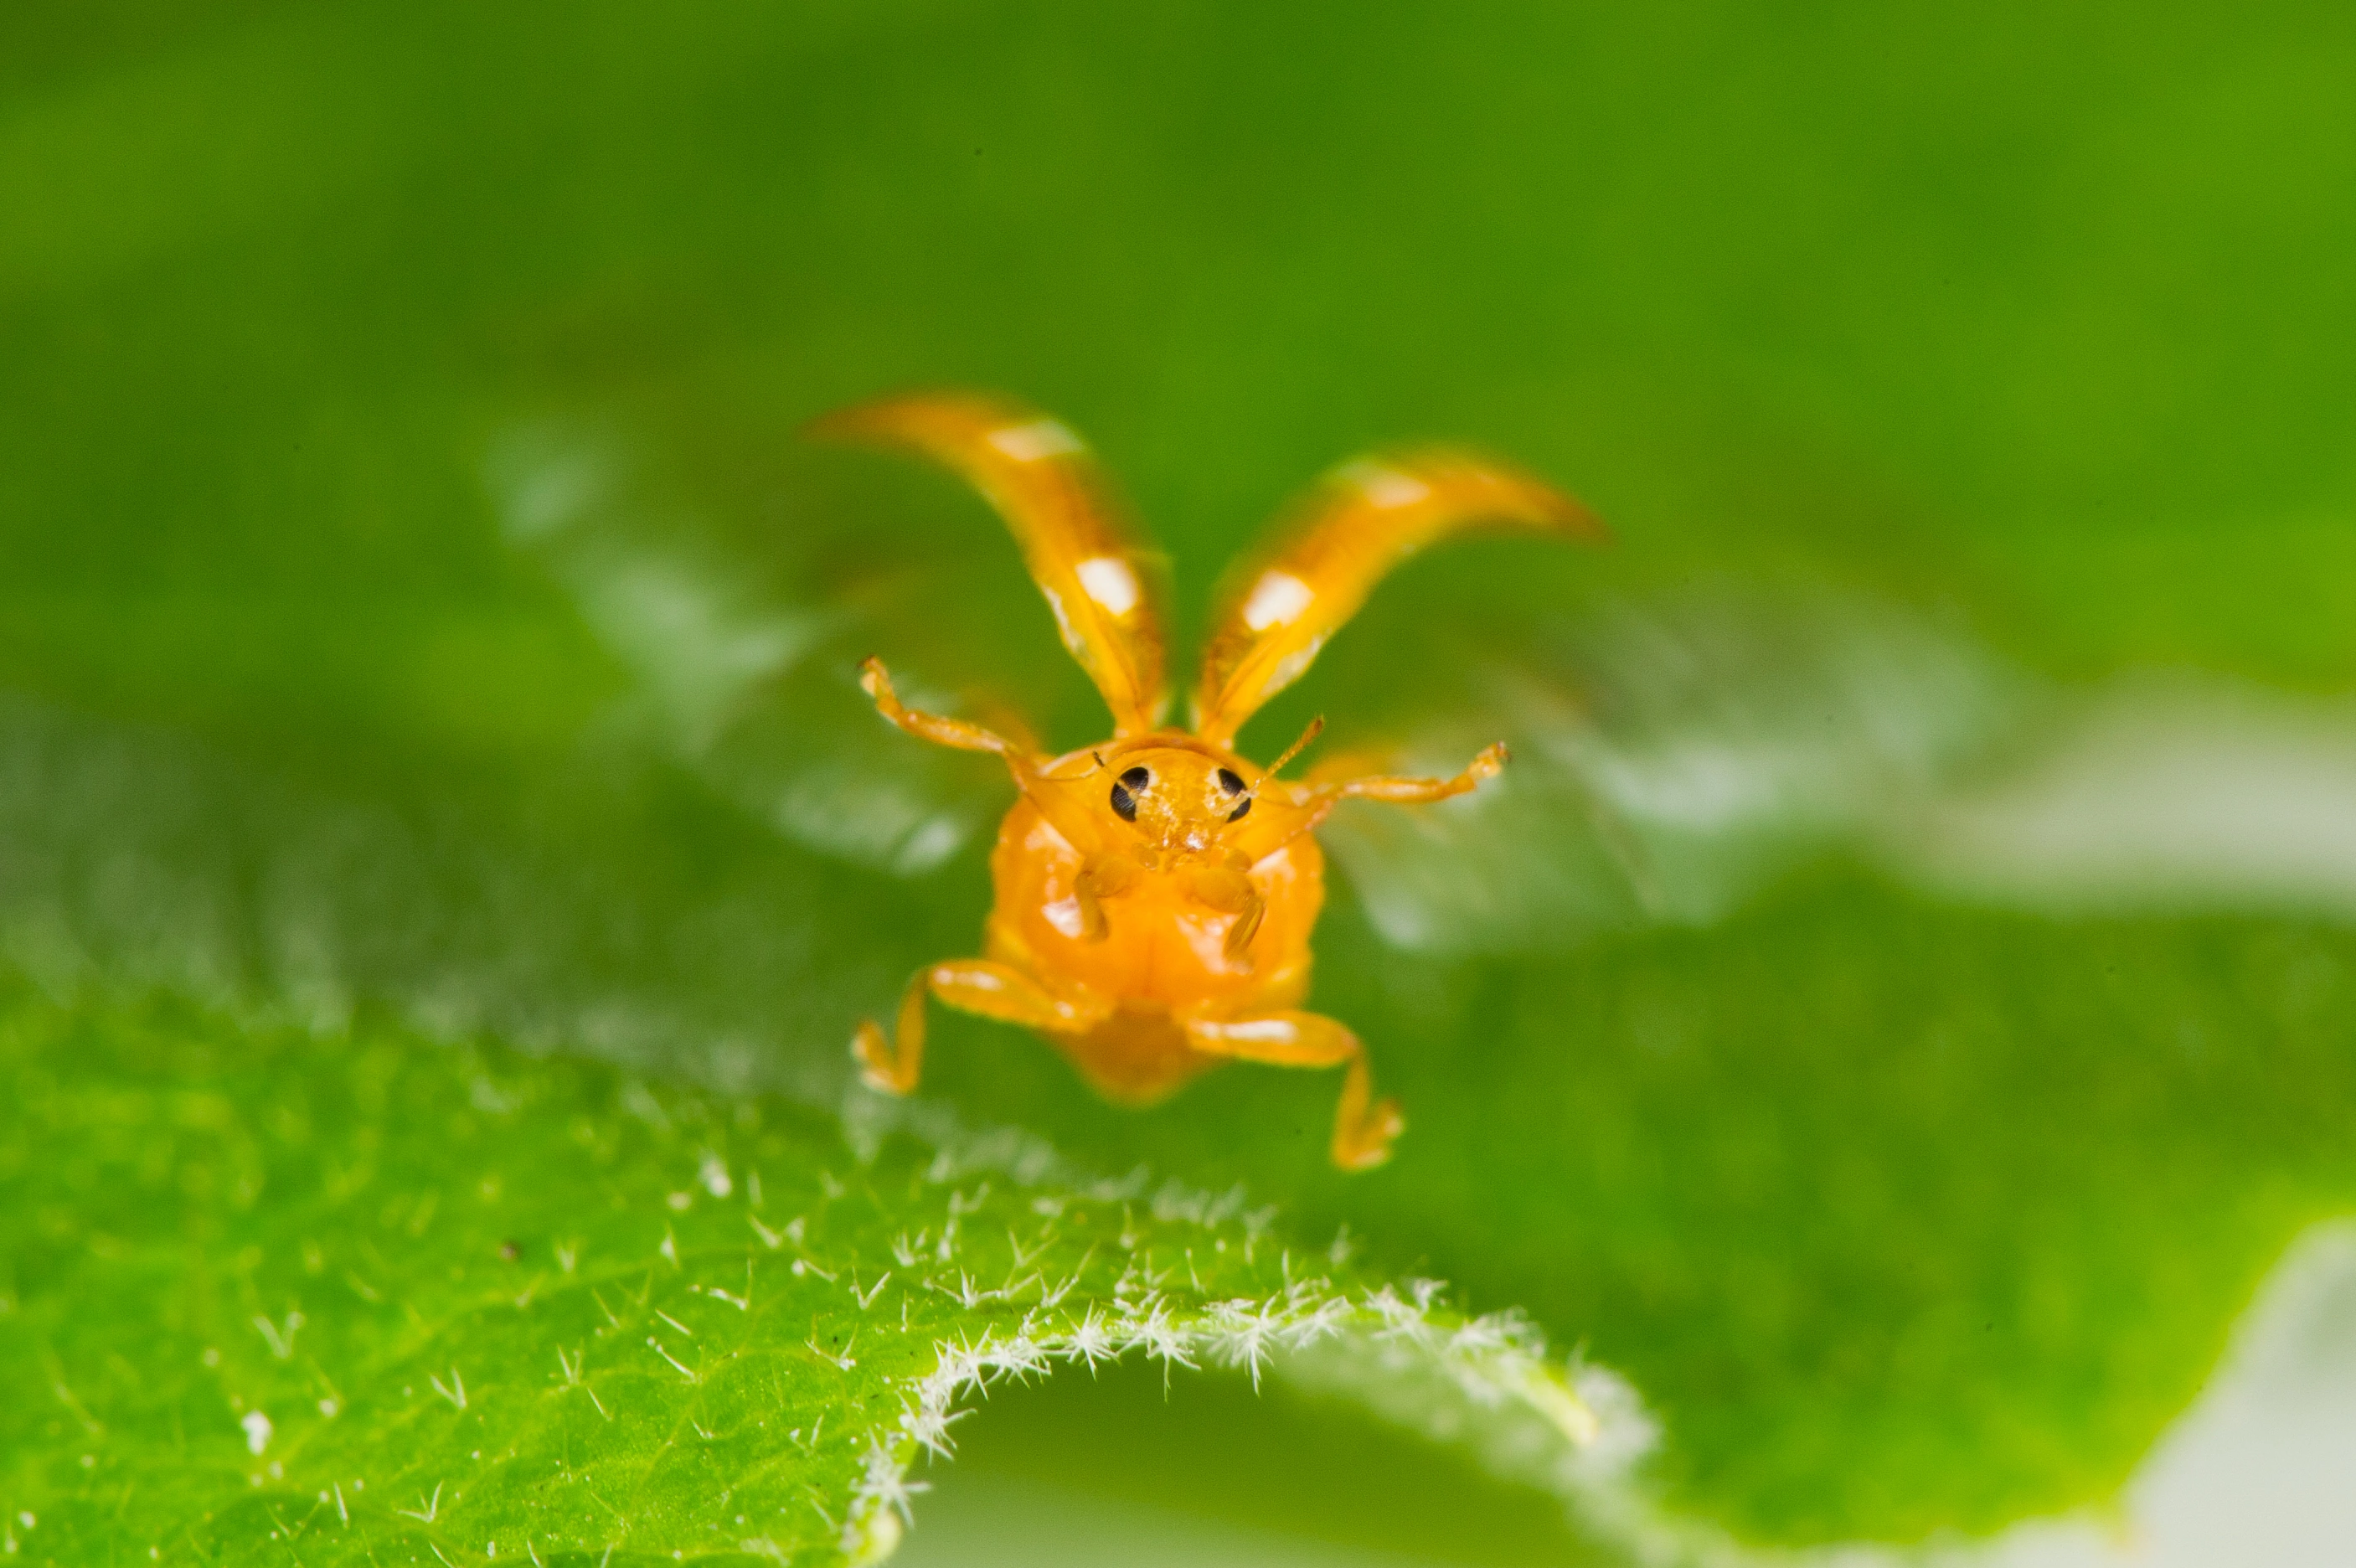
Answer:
1312;594;2020;955
1190;451;1603;746
490;415;1014;879
811;391;1173;737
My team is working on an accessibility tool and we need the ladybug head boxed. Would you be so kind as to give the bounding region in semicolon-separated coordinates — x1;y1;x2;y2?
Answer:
1029;714;1324;864
1090;745;1257;858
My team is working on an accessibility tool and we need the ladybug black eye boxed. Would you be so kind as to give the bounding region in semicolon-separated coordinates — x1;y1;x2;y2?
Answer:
1226;796;1251;823
1119;766;1151;790
1109;781;1138;822
1216;768;1245;794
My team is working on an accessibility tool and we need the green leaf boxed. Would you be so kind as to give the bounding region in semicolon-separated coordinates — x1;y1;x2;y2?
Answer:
2;977;1605;1565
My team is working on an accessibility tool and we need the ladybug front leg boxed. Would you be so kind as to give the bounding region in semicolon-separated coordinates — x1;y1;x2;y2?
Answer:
858;658;1031;760
1321;742;1508;803
1177;1009;1405;1170
1187;862;1265;960
854;961;1112;1094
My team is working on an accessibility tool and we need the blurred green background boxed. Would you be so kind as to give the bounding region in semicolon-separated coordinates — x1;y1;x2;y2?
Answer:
6;1;2356;1560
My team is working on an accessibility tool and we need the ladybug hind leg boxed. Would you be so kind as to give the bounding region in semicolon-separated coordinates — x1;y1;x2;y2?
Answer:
1177;1009;1405;1170
854;960;1111;1094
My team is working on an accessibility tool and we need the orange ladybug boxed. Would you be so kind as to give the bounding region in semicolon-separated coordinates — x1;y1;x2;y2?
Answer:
821;393;1602;1168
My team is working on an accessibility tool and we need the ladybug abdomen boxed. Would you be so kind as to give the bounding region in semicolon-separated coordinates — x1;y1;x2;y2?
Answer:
982;798;1322;1017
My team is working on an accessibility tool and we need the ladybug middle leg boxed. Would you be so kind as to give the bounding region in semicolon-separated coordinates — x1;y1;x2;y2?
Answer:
854;960;1112;1094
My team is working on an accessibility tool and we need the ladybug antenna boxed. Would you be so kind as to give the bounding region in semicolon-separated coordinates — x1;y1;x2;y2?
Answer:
1245;715;1325;801
1037;750;1111;783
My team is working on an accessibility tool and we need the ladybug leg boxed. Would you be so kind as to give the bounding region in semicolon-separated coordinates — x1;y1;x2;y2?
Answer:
1325;742;1509;804
853;970;932;1094
853;961;1111;1095
1075;853;1144;942
858;658;1029;759
1186;864;1265;961
1177;1010;1405;1170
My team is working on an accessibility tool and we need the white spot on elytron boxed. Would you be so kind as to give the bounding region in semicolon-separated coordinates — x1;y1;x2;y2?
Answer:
1211;1018;1298;1043
240;1411;272;1456
987;418;1083;462
1240;570;1315;632
1036;584;1083;657
1073;555;1140;616
1340;458;1432;509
